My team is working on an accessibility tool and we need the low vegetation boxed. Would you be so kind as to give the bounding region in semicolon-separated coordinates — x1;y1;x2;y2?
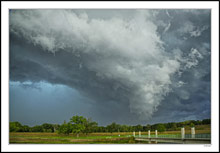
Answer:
9;116;211;144
10;132;137;144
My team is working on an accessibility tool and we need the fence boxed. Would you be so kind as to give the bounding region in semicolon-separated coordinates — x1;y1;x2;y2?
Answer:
137;133;210;139
132;127;210;139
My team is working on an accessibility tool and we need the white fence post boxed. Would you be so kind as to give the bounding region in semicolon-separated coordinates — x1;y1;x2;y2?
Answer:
181;127;185;139
139;131;141;137
155;130;158;138
133;131;135;137
191;127;195;138
148;130;151;138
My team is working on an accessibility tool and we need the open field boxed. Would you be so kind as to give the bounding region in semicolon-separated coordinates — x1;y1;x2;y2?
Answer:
10;132;137;144
9;124;211;144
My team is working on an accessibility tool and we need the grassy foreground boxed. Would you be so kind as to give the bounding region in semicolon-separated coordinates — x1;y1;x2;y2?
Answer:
10;132;138;144
9;124;211;144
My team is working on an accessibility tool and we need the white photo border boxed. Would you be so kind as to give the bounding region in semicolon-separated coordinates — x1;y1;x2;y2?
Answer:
1;1;219;152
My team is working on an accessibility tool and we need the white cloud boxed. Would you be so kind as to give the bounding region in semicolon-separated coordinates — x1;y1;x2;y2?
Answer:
163;22;171;33
177;20;208;38
172;48;204;70
166;10;172;18
178;21;195;34
177;81;186;87
190;26;208;37
184;48;203;69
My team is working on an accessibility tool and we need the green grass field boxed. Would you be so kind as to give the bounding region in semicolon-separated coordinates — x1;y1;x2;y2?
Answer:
9;132;137;144
9;124;211;144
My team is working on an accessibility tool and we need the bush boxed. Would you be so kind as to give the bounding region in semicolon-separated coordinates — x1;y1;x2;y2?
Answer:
10;122;23;132
42;123;54;132
57;122;72;135
31;125;44;132
156;124;166;132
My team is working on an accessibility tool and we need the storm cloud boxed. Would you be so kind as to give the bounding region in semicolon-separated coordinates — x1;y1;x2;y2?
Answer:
9;9;211;125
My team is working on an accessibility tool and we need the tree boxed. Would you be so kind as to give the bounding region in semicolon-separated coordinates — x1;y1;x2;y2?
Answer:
42;123;54;132
120;125;129;132
202;119;211;125
53;124;60;132
190;123;195;127
170;123;177;131
22;125;30;132
128;125;133;132
70;115;87;125
195;120;202;125
134;124;143;132
83;118;98;134
97;126;107;132
156;124;166;132
57;121;72;135
69;115;87;137
9;122;23;132
72;124;85;137
106;122;120;133
146;124;151;131
31;125;43;132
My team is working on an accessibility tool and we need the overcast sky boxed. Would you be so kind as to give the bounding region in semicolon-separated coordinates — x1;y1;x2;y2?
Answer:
9;9;211;126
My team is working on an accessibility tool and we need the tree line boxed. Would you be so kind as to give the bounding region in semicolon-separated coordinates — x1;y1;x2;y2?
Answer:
10;116;211;135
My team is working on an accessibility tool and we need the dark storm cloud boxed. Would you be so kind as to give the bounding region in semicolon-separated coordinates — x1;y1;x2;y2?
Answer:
9;9;211;125
10;34;132;105
149;9;211;123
